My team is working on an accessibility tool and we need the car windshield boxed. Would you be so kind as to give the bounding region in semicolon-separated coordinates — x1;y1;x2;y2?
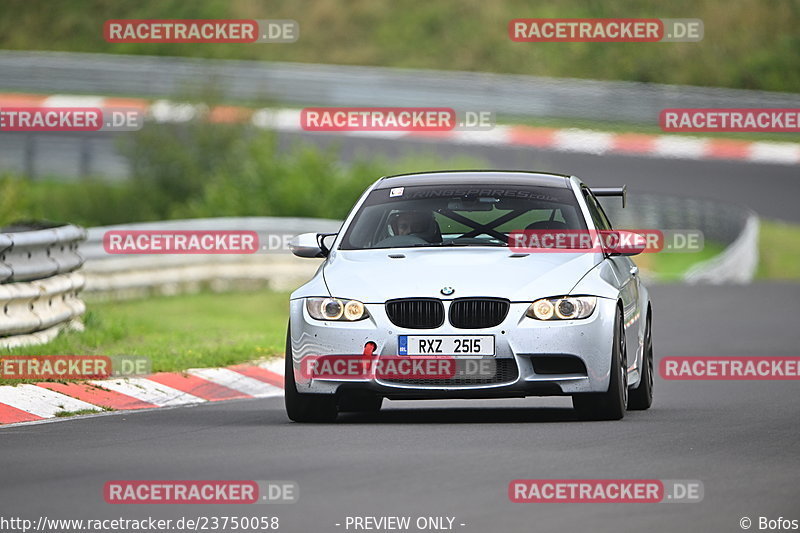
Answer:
339;184;587;250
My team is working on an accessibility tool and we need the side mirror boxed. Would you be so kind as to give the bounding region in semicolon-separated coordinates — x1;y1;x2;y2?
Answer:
606;230;648;257
289;233;337;258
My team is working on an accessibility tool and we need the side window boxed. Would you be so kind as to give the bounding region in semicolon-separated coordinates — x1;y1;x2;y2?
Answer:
592;193;614;230
592;194;614;230
581;188;611;230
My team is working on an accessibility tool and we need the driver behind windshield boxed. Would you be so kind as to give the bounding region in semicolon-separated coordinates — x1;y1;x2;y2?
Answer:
389;211;442;242
339;184;585;250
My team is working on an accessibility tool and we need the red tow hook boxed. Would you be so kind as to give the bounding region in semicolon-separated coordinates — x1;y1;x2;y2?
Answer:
362;342;378;379
363;342;377;357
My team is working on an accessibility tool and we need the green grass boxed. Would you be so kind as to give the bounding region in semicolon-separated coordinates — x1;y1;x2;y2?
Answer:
0;0;798;93
0;290;291;385
54;407;111;418
635;241;727;281
757;219;800;280
638;219;800;281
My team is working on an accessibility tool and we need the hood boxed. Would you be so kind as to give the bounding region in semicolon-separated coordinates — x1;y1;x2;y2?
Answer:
322;248;600;303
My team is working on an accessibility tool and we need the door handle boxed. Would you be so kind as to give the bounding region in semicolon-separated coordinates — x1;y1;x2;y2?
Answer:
630;266;639;276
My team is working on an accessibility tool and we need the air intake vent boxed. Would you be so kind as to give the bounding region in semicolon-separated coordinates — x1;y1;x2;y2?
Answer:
449;298;510;329
382;358;519;386
386;298;445;329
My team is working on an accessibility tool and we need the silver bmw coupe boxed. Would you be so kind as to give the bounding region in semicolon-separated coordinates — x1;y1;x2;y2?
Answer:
285;171;653;422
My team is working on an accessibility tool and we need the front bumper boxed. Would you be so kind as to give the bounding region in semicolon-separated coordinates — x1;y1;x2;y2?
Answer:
289;297;617;398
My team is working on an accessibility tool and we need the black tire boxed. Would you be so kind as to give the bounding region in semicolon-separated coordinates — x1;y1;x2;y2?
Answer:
628;310;653;410
284;324;338;423
338;392;383;413
573;308;627;421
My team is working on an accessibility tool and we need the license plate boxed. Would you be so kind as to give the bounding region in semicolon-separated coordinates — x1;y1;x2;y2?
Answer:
398;335;495;356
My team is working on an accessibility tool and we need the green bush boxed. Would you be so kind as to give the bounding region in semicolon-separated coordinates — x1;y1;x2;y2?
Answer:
121;118;248;215
0;174;156;227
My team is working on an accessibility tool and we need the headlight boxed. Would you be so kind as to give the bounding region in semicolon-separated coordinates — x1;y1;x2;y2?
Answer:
306;297;370;321
526;296;597;320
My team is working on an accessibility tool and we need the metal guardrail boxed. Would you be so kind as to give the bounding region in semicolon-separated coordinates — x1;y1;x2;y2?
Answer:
80;217;340;260
1;51;799;123
684;215;760;284
0;224;87;348
0;234;12;281
0;224;85;282
0;272;86;336
80;217;341;299
603;194;758;284
604;193;750;245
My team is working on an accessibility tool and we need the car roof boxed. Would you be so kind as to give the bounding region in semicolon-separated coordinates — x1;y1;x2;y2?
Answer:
376;170;572;189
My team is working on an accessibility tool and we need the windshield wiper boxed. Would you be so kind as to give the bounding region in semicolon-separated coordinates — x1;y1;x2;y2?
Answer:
410;241;507;247
410;242;458;247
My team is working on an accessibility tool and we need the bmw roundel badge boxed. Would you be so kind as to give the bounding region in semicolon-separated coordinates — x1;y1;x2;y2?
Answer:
441;286;455;296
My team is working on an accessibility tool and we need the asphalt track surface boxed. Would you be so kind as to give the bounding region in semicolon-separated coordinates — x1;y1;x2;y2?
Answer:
2;283;799;532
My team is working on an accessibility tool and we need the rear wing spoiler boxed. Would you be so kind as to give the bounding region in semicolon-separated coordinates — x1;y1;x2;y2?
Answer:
590;186;627;208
